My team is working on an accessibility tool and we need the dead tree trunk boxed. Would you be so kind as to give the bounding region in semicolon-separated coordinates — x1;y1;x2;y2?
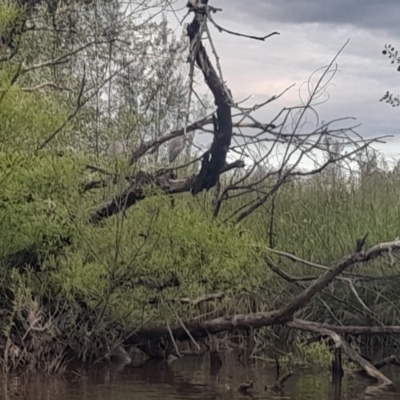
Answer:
186;11;233;195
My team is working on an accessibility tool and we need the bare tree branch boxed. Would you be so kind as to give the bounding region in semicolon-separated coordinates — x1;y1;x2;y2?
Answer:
207;10;280;42
286;319;393;386
90;160;245;222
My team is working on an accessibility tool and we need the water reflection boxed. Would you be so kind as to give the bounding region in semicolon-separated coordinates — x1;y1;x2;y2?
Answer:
0;351;399;400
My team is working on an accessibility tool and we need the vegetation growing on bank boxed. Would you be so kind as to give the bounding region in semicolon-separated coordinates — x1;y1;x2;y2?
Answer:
1;0;400;383
1;140;400;371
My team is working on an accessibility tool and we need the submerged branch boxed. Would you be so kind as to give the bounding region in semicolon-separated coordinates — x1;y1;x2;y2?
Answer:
286;319;393;386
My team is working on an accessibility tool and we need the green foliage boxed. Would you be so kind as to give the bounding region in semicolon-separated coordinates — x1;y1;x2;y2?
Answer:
0;72;68;150
0;123;268;366
0;151;85;256
4;130;400;367
52;194;266;323
0;61;84;260
295;339;333;367
0;2;20;33
380;44;400;107
0;0;247;369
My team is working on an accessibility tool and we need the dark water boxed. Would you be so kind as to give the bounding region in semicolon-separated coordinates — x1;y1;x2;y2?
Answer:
1;352;400;400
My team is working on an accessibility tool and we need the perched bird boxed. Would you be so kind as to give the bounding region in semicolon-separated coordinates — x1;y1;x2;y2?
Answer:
168;135;193;164
106;139;128;156
252;165;268;182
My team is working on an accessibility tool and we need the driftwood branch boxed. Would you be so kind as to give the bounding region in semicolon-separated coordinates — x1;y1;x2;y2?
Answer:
121;238;400;386
356;355;399;374
123;238;400;341
126;117;276;167
270;249;367;322
286;319;392;386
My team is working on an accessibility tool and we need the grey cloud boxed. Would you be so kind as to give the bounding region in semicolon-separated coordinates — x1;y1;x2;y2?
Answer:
220;0;400;34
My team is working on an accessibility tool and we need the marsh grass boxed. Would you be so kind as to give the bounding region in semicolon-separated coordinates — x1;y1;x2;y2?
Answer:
229;155;400;349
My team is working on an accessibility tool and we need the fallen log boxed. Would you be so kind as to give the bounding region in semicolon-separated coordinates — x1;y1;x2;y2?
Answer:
120;238;400;387
123;239;400;347
122;239;371;346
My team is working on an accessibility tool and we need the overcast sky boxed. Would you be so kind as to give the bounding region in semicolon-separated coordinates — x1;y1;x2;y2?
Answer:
165;0;400;163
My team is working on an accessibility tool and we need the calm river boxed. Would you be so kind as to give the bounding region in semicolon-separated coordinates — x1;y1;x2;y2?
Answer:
1;351;399;399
